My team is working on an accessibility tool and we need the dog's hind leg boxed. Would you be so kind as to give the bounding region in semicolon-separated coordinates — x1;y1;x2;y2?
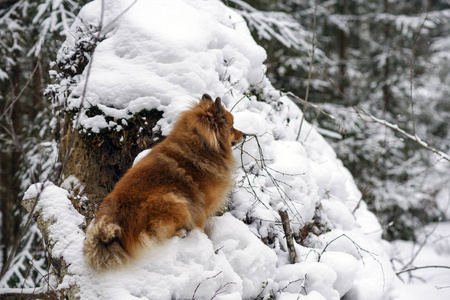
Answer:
141;193;193;242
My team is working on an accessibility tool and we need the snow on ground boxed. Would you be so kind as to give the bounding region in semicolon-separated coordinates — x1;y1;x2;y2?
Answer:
392;222;450;300
25;0;449;299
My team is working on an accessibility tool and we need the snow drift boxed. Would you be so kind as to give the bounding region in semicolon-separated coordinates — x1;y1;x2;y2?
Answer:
31;0;402;299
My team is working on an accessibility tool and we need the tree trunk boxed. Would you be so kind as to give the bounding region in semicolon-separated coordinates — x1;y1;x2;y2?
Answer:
337;2;348;94
382;0;391;113
57;109;163;224
0;61;23;270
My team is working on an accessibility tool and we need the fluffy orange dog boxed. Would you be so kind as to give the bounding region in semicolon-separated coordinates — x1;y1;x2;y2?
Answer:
84;94;244;271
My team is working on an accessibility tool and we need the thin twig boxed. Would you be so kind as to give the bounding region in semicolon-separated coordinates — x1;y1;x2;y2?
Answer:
408;0;430;138
285;92;336;121
397;265;450;276
297;2;318;141
238;133;305;223
0;54;43;120
400;221;440;271
191;271;234;300
318;234;385;290
57;0;105;179
21;239;49;291
101;0;139;34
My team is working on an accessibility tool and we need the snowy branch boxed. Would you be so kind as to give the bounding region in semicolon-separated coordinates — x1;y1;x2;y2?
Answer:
317;68;450;163
367;115;450;163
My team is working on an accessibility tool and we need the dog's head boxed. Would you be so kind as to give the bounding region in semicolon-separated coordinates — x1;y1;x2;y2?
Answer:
184;94;244;152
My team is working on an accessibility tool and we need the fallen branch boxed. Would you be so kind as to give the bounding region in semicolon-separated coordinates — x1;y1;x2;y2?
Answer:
0;287;58;299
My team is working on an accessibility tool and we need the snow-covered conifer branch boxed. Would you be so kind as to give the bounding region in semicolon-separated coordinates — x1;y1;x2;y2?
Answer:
317;67;450;163
28;0;79;57
227;0;310;50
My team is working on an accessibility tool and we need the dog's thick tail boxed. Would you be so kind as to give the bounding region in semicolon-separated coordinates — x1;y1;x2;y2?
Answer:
84;218;129;271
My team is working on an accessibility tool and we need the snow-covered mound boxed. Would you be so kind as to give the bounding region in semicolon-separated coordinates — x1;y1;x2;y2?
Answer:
40;0;402;299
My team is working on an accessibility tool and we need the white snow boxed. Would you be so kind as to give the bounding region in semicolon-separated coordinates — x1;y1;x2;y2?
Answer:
60;0;267;136
132;149;151;166
209;213;278;299
25;0;450;299
23;182;86;260
392;222;450;300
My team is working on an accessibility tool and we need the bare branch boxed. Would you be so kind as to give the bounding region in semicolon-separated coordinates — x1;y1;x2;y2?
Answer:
57;0;105;180
368;115;450;163
399;221;440;272
408;0;431;138
0;55;42;121
285;92;336;122
278;209;298;264
318;68;450;163
191;271;222;300
238;133;305;223
318;234;385;290
191;271;236;300
297;2;318;141
397;265;450;276
0;287;57;299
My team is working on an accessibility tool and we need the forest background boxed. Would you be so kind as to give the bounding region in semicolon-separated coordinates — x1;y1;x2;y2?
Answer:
0;0;449;295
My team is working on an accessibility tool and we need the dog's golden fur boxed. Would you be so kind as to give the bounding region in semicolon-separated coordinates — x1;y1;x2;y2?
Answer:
84;94;244;271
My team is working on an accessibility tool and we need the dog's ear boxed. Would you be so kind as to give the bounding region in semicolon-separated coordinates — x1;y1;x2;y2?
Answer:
194;96;226;151
214;97;223;112
201;94;213;103
212;97;225;121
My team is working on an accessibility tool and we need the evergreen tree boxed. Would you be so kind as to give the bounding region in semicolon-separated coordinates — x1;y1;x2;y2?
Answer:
230;0;450;240
0;0;87;288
